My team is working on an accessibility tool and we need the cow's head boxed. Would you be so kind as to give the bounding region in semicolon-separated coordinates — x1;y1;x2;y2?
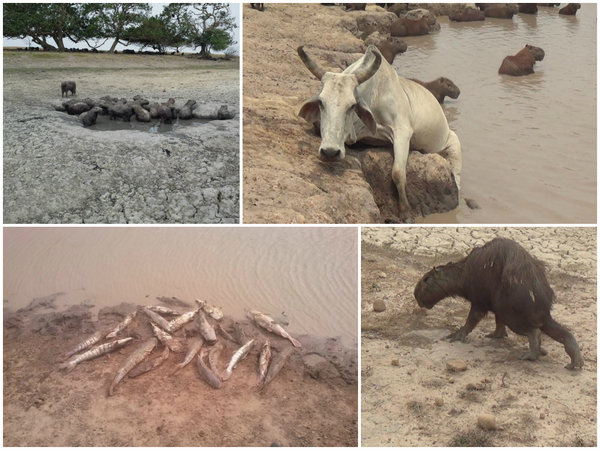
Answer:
298;46;381;161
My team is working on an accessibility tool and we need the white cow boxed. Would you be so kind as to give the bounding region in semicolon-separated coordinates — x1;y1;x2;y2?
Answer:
298;45;462;221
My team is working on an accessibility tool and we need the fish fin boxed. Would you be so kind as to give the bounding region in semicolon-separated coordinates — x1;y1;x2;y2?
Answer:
58;362;75;373
290;338;302;348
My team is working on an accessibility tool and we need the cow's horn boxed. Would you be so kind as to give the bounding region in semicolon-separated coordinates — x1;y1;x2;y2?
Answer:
354;50;382;85
297;46;326;81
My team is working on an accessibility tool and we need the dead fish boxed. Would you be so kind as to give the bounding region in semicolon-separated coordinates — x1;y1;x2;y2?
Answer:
143;307;172;332
262;347;294;389
197;310;217;344
146;305;179;316
57;331;103;362
197;348;222;389
246;310;302;348
157;296;192;308
215;320;235;342
128;345;170;378
168;308;200;333
221;338;255;381
106;311;137;339
256;340;272;387
208;341;224;379
172;337;203;375
150;322;185;353
195;298;224;321
109;338;157;396
233;322;248;346
58;338;133;373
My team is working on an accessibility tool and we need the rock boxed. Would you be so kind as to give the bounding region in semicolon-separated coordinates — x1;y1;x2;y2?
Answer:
466;383;485;391
465;198;481;210
363;31;385;46
434;397;444;406
302;354;341;379
477;414;497;430
391;359;399;366
192;103;237;120
354;12;399;36
540;413;546;419
373;299;387;312
378;272;387;278
448;377;455;383
446;360;468;372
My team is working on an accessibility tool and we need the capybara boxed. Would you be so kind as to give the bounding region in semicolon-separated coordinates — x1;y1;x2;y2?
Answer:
390;16;430;37
498;44;545;76
449;7;485;22
518;3;538;14
559;3;581;15
131;104;151;122
61;81;76;97
414;238;584;370
64;101;92;115
157;105;173;124
80;106;103;127
408;77;461;103
250;3;264;11
178;100;197;120
484;4;519;18
108;103;133;122
377;37;407;64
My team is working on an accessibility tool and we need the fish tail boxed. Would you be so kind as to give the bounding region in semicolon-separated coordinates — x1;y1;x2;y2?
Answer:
290;337;302;348
171;365;182;376
220;369;232;381
58;361;76;372
108;382;116;396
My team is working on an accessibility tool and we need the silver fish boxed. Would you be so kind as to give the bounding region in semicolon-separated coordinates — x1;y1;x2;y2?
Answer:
151;322;185;353
195;299;224;321
146;305;179;316
221;338;255;381
58;338;133;373
167;308;200;333
197;310;217;344
109;338;157;396
262;347;294;389
57;331;103;362
171;337;203;375
143;307;172;332
246;310;301;348
128;345;170;378
256;340;272;387
208;341;224;379
197;348;221;389
106;311;137;339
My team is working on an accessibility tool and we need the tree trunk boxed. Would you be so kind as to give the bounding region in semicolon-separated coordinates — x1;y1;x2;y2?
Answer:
109;39;120;53
32;37;56;51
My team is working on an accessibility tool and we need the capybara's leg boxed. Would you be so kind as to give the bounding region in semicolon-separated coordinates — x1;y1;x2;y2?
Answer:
486;316;508;338
439;130;462;191
520;328;543;361
391;131;412;221
541;316;584;370
446;306;485;342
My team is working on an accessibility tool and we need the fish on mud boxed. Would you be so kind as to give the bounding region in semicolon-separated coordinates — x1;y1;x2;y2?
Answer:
261;347;294;390
197;347;222;389
197;310;217;344
157;296;192;308
233;322;248;346
128;345;170;378
168;308;200;333
195;299;224;321
246;310;302;348
172;337;204;375
57;331;103;362
143;307;172;332
151;322;185;353
109;338;157;396
221;338;255;381
106;311;137;339
146;305;179;316
208;341;224;379
58;338;133;373
256;340;272;387
215;320;235;342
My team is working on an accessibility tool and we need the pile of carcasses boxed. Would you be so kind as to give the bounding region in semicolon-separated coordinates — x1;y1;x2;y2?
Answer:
56;298;301;396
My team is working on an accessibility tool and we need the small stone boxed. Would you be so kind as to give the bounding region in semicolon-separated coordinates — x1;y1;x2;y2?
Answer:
446;360;468;372
477;414;497;430
385;344;390;349
378;272;387;278
434;397;444;406
466;383;485;391
448;377;455;383
412;307;427;316
391;359;399;366
373;299;387;312
540;413;546;419
483;378;492;383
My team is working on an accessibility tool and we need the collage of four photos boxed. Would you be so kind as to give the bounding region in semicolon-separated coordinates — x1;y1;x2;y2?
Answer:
2;2;597;447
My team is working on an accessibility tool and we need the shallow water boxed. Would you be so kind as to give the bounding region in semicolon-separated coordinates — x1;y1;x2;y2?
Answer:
396;5;596;223
3;227;358;344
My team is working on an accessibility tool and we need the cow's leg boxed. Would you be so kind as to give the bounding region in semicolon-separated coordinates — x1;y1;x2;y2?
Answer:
391;131;412;221
438;130;462;191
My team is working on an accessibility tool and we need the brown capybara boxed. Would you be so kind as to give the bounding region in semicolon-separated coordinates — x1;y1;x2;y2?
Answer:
346;3;367;11
250;3;264;11
518;3;538;14
484;4;519;18
414;238;584;370
376;37;407;64
449;7;485;22
390;16;430;37
499;44;545;76
61;81;76;97
409;77;461;103
559;3;581;15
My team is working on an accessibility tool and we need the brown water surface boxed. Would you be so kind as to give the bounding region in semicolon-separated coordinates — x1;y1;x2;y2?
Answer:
3;227;358;344
397;5;596;223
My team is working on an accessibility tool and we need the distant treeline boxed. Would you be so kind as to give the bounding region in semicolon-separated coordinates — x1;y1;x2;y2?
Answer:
3;3;238;58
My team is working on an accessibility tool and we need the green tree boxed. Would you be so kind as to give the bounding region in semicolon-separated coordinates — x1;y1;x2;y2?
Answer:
123;16;180;53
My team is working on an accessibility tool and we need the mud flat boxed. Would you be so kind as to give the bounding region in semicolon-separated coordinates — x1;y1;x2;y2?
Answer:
361;227;596;447
3;52;240;223
3;299;357;446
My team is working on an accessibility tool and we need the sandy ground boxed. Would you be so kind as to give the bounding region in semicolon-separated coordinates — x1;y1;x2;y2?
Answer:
3;300;357;447
361;227;597;447
3;51;240;223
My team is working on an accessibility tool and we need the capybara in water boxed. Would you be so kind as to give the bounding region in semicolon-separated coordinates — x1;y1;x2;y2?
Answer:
158;105;173;124
408;77;461;103
61;81;76;97
346;3;367;11
108;103;133;122
484;4;519;18
413;238;584;370
390;16;430;37
559;3;581;15
499;44;545;76
63;101;92;115
377;37;407;64
449;7;485;22
131;104;151;122
178;100;197;120
518;3;538;14
80;106;103;126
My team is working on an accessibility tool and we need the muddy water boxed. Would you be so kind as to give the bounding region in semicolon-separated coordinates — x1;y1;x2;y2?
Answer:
3;227;358;344
87;115;210;134
395;5;596;223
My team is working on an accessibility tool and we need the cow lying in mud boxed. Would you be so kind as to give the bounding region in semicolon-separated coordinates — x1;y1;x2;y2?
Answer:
297;45;462;222
414;238;584;370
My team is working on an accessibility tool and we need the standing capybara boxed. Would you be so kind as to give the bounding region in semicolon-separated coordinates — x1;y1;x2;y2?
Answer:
449;7;485;22
408;77;461;103
484;4;519;18
413;238;584;370
376;37;407;64
390;16;431;37
250;3;264;11
499;44;545;76
559;3;581;15
61;81;76;97
518;3;538;14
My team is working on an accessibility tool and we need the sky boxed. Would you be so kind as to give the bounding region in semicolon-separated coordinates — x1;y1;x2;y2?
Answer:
3;3;240;54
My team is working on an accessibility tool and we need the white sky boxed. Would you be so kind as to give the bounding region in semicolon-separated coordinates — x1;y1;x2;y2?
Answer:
3;3;240;53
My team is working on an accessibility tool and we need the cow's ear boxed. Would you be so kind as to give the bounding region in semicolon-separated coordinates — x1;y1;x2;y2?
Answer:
355;93;377;135
298;95;321;123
